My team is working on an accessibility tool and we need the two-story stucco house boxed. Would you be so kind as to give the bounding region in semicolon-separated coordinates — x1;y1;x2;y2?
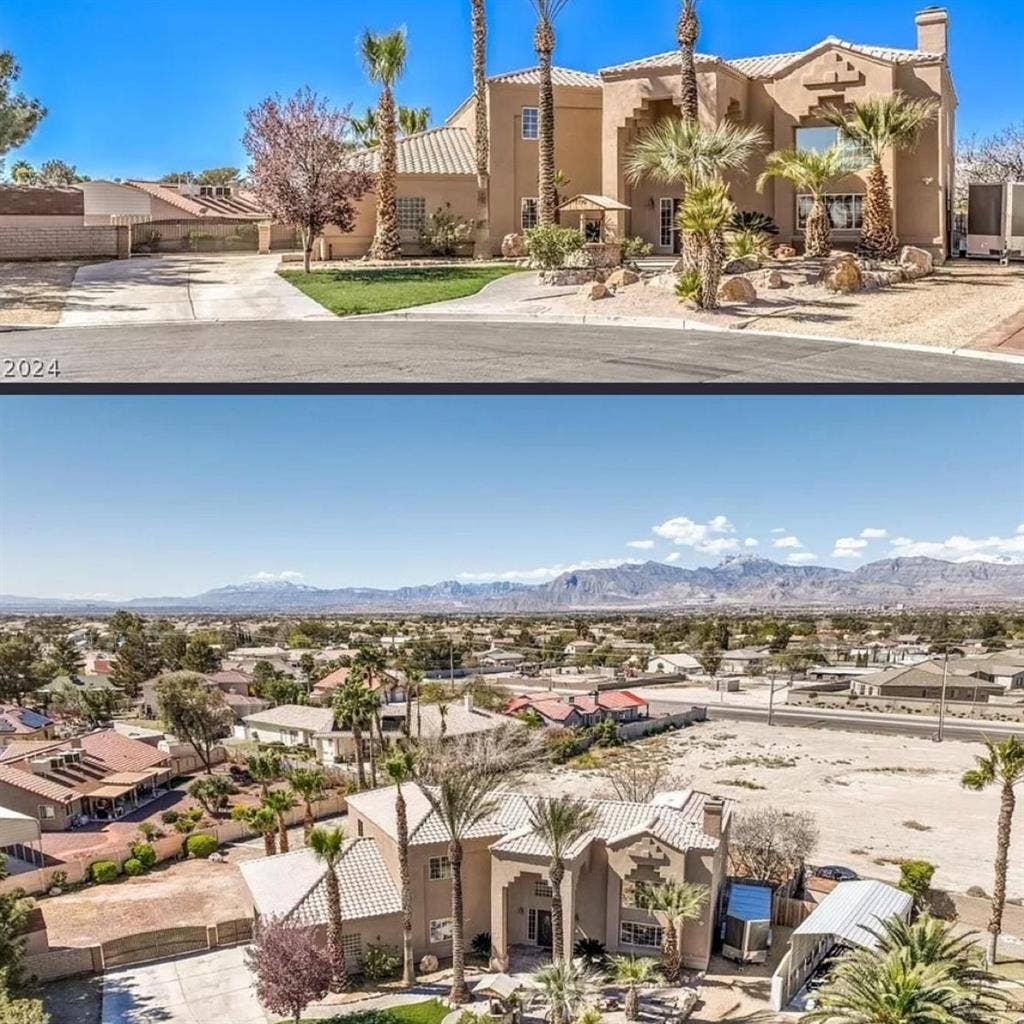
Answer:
321;7;954;260
240;782;731;972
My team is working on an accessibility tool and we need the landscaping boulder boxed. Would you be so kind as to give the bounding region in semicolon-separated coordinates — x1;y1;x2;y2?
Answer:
717;276;757;303
501;232;527;259
753;268;786;289
723;256;760;275
419;954;440;974
898;245;934;280
822;253;863;294
645;271;681;292
540;268;605;286
861;267;906;290
605;268;640;289
580;281;611;300
774;244;798;259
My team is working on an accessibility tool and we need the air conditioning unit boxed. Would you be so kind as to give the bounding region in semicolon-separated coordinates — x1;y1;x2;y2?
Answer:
966;182;1024;262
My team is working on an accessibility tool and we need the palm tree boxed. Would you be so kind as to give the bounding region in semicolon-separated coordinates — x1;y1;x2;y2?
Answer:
421;774;500;1002
471;0;491;258
821;92;938;260
677;180;736;309
677;0;699;122
288;766;326;841
308;825;348;992
262;789;296;854
527;0;571;224
398;106;430;136
756;146;857;257
609;956;658;1021
533;958;597;1024
961;735;1024;964
647;880;709;982
246;750;282;799
334;678;377;789
244;805;278;857
384;748;417;987
527;796;598;962
361;28;409;261
9;159;36;184
353;106;431;148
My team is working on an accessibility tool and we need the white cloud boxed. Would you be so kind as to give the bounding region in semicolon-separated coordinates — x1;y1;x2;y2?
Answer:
652;514;736;553
887;531;1024;564
770;527;787;534
250;570;305;582
1018;523;1024;535
458;558;641;583
860;528;889;539
665;552;682;563
744;537;760;548
626;539;656;550
773;535;803;550
787;552;819;565
833;537;869;559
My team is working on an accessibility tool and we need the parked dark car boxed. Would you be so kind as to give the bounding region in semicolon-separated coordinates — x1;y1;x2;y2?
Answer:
814;865;859;882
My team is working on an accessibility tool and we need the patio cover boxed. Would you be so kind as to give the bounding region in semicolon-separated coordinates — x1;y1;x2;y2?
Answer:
557;194;631;214
0;805;41;848
103;771;152;786
87;784;134;799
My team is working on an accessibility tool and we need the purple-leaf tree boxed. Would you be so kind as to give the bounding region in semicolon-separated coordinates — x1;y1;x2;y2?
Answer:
244;915;332;1023
244;87;373;273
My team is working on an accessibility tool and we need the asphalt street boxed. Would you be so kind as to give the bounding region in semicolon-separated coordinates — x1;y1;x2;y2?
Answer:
3;319;1024;384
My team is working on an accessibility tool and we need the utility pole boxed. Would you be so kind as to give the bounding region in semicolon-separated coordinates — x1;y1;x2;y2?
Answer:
768;673;777;727
936;647;950;742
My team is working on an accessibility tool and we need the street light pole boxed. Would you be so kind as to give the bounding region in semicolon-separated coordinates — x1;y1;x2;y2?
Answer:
936;648;949;742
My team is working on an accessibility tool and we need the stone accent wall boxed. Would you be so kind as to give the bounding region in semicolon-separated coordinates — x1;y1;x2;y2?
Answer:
0;186;83;216
0;225;129;260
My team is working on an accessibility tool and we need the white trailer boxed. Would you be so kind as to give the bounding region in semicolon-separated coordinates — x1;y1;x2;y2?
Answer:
966;182;1024;262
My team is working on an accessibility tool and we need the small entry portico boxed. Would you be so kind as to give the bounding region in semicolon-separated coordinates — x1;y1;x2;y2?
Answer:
557;194;632;242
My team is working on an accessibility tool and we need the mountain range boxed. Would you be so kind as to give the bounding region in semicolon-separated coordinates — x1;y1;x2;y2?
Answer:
2;557;1022;614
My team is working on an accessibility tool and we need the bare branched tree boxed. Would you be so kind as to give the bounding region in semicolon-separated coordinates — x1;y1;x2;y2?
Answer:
729;807;818;884
601;761;687;804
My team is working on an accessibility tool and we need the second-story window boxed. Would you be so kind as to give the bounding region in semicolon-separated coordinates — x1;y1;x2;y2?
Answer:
522;107;540;140
429;855;452;880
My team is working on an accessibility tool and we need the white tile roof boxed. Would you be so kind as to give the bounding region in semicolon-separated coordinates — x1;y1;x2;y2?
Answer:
242;704;336;733
239;838;402;926
356;126;476;176
600;51;719;76
489;66;602;89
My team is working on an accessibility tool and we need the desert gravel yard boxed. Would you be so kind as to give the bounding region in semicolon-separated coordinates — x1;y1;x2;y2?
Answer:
0;260;91;325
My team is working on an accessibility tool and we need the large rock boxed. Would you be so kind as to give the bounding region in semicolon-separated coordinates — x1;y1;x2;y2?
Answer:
580;281;611;300
723;256;760;275
540;268;605;286
774;244;798;260
501;232;527;259
645;271;681;292
899;245;934;280
753;268;786;289
605;268;640;289
861;268;906;291
718;276;757;303
822;254;863;294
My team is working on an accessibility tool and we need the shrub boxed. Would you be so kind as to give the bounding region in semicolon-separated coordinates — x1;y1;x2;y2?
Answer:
160;810;179;825
525;224;584;270
189;775;237;815
361;942;402;981
90;860;119;884
588;718;621;748
185;833;218;859
675;271;702;303
729;210;779;236
136;821;159;841
49;870;69;890
620;236;654;266
573;936;608;969
726;228;771;262
130;842;157;870
545;728;590;765
471;931;492;959
898;859;936;909
420;204;473;256
123;858;146;877
562;248;596;269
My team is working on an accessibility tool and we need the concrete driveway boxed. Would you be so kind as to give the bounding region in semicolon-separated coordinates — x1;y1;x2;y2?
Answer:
58;253;331;326
101;946;266;1024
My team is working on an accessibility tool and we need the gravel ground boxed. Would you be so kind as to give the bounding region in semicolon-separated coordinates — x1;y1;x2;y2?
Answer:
0;261;91;325
552;260;1024;349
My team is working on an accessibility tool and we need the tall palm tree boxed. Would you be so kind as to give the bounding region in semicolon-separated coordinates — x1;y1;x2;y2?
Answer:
609;956;658;1021
384;749;417;987
757;146;857;257
246;750;282;799
471;0;491;258
244;805;278;857
647;880;709;983
398;106;430;136
308;825;348;992
677;0;699;122
262;789;296;854
288;766;326;841
533;958;597;1024
352;106;429;148
334;677;377;789
527;0;571;224
677;180;736;309
527;796;598;962
821;92;938;260
361;28;409;261
420;774;500;1003
961;735;1024;964
9;159;36;184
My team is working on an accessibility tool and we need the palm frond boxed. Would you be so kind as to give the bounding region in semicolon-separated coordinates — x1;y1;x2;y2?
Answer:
756;145;858;197
360;27;409;86
820;91;939;161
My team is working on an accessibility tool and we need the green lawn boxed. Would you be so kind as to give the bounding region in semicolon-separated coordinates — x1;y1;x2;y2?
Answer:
310;999;450;1024
280;265;521;317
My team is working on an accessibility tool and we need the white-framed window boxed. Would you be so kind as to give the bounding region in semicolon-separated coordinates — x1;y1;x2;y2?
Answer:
659;198;675;248
429;918;454;943
342;933;362;962
528;908;538;941
797;193;865;231
620;921;663;948
429;855;452;881
795;126;870;168
37;804;55;820
521;198;539;231
522;107;540;140
534;878;553;898
627;880;662;910
396;196;427;233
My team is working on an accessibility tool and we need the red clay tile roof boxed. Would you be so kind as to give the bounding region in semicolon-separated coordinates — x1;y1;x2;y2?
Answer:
126;180;265;220
529;699;578;723
314;666;351;689
0;762;79;803
78;731;170;772
597;690;647;710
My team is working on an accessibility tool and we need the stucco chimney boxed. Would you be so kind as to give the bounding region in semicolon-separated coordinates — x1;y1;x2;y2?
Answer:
703;796;725;840
915;7;949;55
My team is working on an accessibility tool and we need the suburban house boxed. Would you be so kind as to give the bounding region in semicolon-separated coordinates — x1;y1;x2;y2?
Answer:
0;730;173;831
564;640;599;657
852;657;1022;701
719;648;772;674
479;649;528;669
323;7;955;259
0;707;55;750
647;653;701;675
504;690;650;728
240;782;731;971
139;670;269;723
0;185;85;227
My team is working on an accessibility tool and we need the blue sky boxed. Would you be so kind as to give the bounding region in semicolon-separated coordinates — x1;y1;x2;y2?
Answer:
1;0;1019;179
1;396;1022;599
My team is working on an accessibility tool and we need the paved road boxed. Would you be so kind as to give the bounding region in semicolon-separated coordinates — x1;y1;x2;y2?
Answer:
4;318;1024;383
647;697;1023;743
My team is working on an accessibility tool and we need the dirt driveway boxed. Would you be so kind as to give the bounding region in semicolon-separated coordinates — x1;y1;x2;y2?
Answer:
0;261;91;326
57;253;333;326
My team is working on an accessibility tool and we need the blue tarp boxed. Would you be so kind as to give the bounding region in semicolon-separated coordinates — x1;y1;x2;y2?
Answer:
727;883;773;923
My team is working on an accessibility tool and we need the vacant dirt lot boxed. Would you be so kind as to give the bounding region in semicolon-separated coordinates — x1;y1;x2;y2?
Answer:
520;719;1022;900
0;261;90;325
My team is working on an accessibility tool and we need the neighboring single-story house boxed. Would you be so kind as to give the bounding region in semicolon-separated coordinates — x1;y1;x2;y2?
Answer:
0;707;55;750
241;704;337;749
647;653;701;675
0;185;84;227
852;661;1007;701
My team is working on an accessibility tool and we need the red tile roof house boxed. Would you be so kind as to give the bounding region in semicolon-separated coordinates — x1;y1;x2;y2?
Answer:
0;706;56;751
0;730;173;832
505;690;650;728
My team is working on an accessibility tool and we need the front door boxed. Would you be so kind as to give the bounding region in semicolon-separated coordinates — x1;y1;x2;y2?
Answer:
536;909;553;949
